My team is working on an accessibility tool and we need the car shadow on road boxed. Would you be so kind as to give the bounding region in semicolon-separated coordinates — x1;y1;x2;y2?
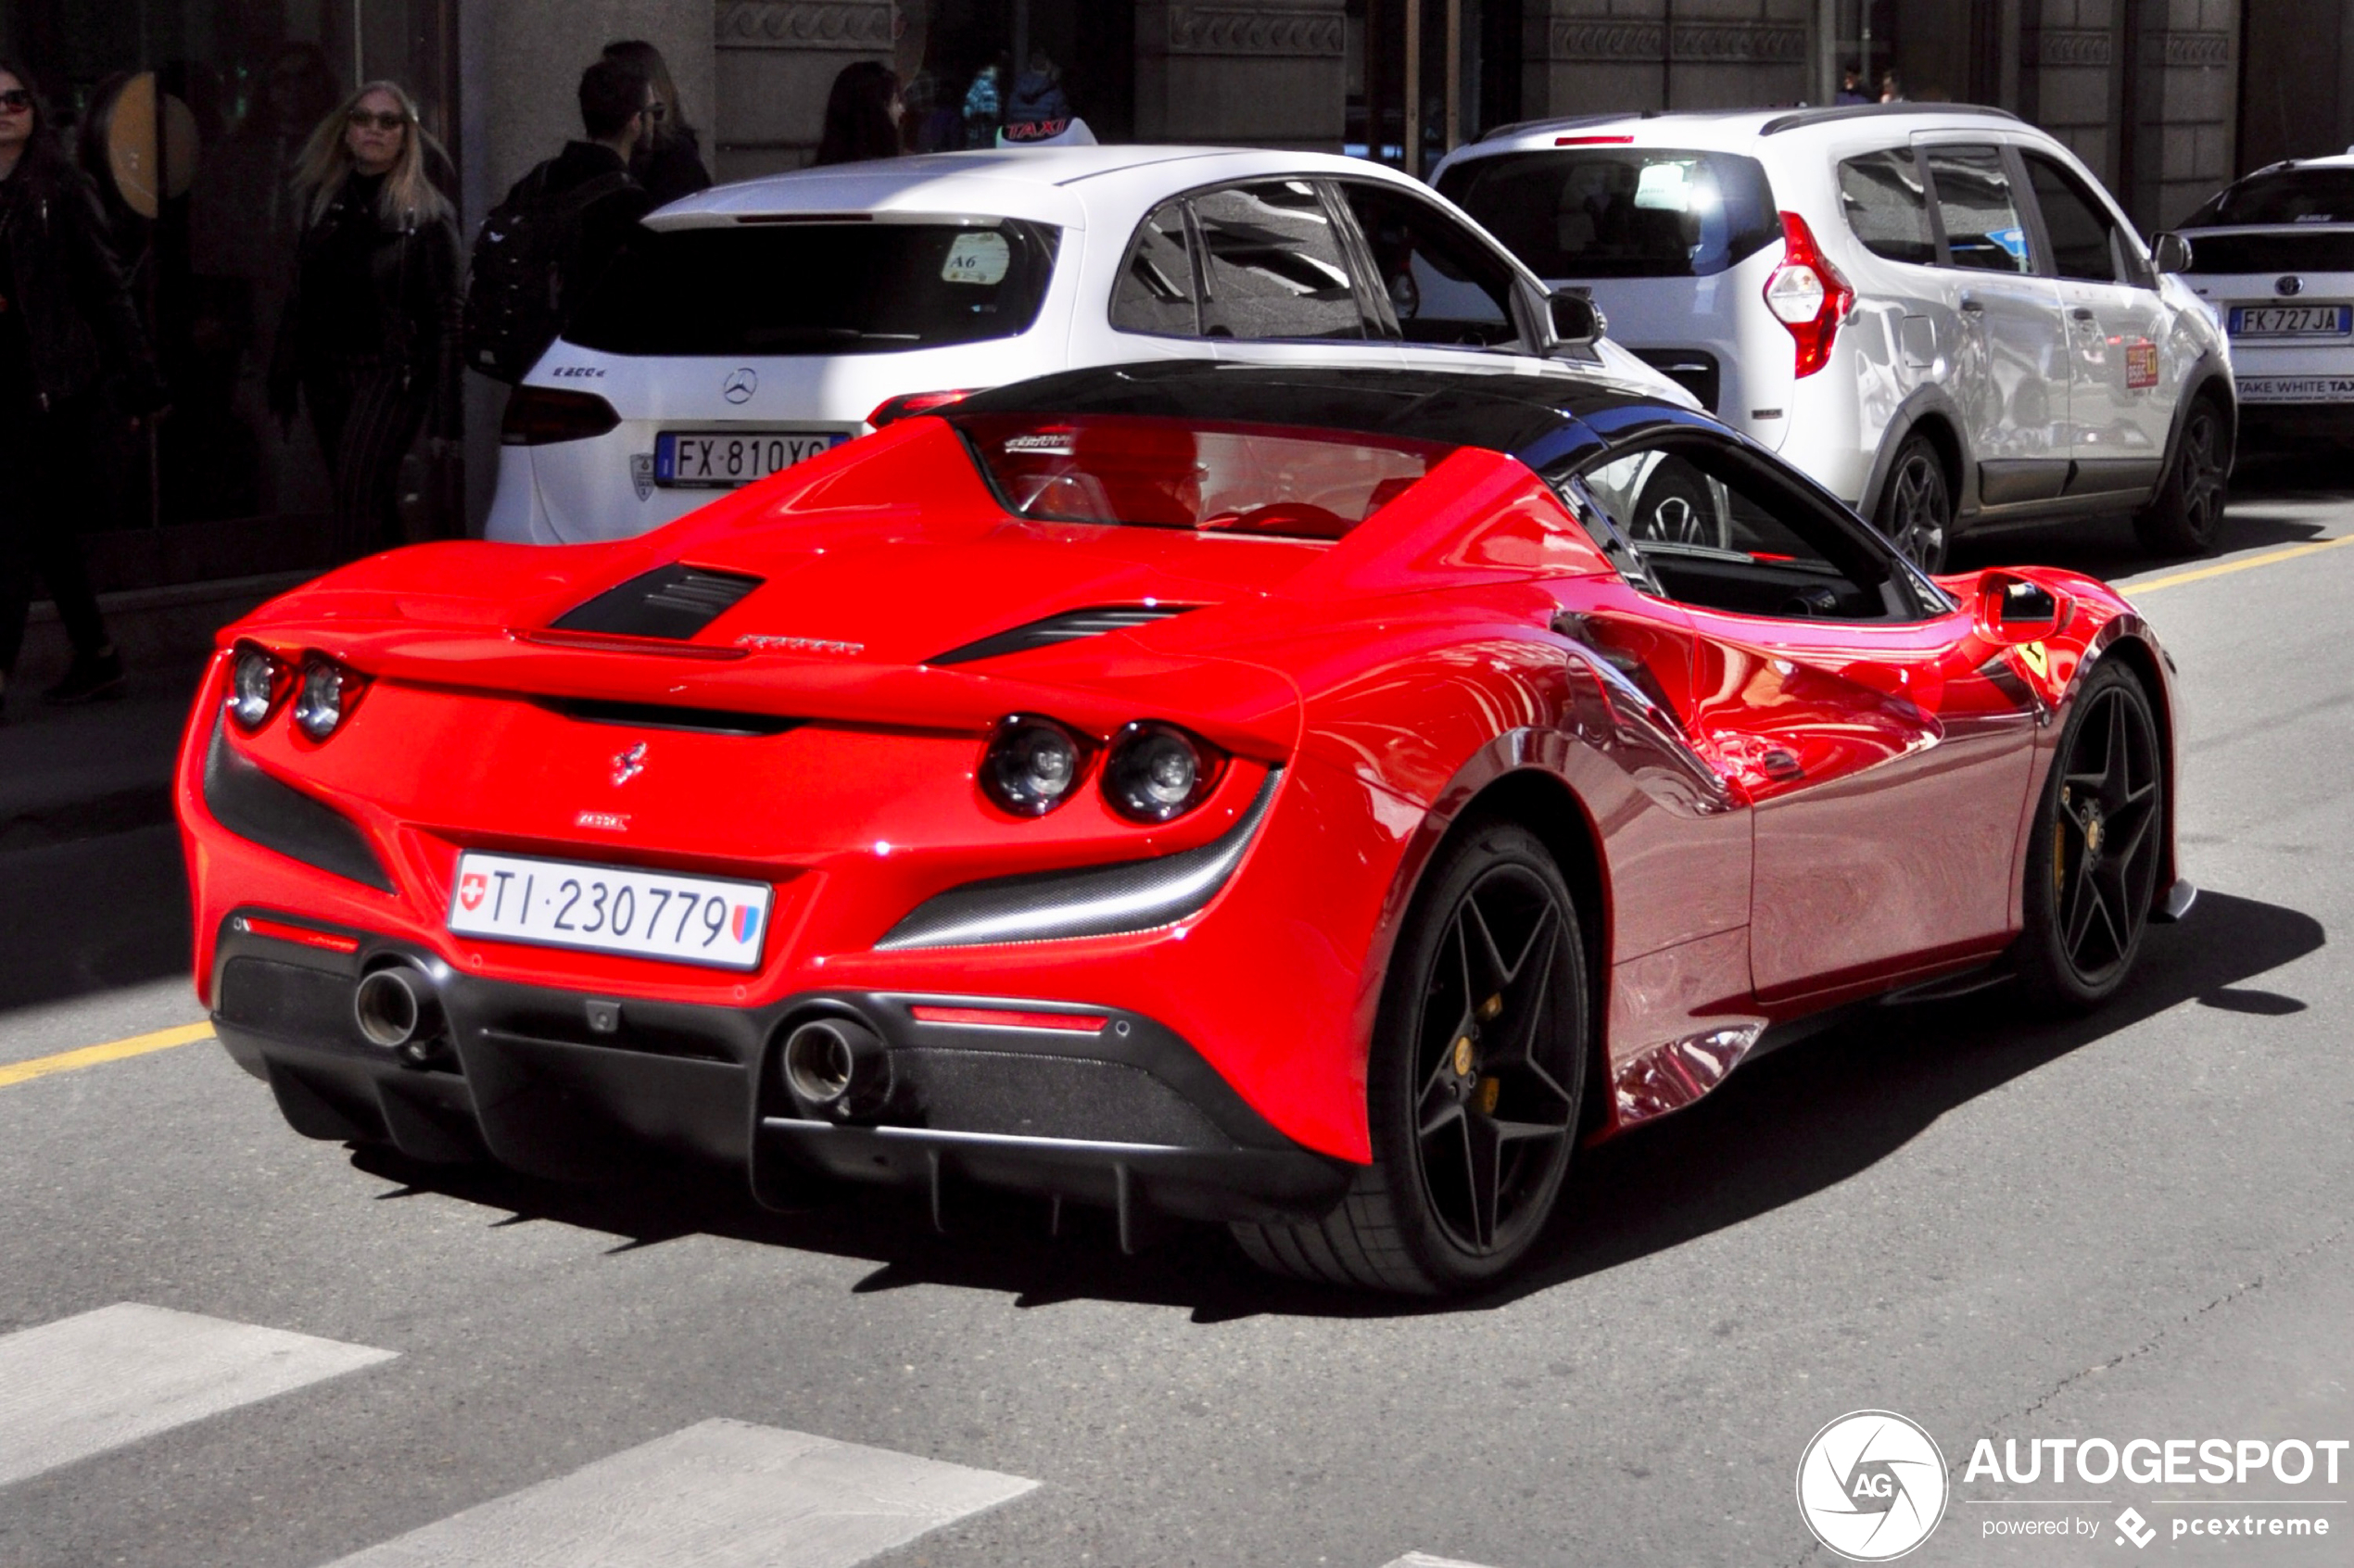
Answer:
346;888;2323;1323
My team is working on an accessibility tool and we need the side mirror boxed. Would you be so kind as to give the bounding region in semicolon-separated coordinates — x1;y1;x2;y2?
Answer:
2150;231;2193;273
1548;288;1606;348
1977;575;2067;645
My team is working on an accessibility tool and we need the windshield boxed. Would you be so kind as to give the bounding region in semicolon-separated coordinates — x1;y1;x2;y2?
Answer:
2185;169;2354;227
564;221;1059;356
1437;147;1780;279
952;413;1449;540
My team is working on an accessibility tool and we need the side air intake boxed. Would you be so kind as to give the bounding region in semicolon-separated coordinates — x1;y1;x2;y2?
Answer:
551;564;763;640
928;604;1197;666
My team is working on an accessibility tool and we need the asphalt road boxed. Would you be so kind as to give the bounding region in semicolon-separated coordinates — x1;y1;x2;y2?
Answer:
3;474;2350;1568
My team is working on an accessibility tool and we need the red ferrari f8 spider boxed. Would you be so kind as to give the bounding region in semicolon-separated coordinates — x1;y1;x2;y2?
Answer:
178;362;2192;1294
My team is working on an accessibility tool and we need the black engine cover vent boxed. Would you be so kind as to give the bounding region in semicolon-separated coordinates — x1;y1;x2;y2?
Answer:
928;603;1198;666
551;564;763;640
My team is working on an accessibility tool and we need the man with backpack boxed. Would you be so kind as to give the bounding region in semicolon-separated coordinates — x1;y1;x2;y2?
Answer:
462;58;656;383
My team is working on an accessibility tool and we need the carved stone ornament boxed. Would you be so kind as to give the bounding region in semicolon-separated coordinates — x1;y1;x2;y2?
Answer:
1545;19;1805;64
1166;6;1347;57
715;2;894;51
2022;28;2114;68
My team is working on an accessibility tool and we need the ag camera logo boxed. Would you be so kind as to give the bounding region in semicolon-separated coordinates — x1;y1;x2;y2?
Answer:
1797;1410;1950;1561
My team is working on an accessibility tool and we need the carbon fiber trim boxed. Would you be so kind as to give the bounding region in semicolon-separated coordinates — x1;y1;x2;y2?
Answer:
877;773;1280;950
202;720;395;892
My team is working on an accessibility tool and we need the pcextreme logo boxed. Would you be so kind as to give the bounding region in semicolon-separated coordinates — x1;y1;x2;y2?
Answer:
1797;1410;1951;1561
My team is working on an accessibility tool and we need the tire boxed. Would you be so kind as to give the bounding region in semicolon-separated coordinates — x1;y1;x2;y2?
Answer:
2016;662;2165;1015
1872;434;1954;573
2133;397;2229;557
1232;822;1588;1295
1626;456;1728;550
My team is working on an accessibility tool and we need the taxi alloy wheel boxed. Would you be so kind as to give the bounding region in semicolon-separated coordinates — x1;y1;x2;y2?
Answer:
1876;436;1952;573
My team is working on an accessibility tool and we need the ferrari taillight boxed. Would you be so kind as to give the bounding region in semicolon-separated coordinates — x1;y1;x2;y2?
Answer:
225;642;291;731
291;655;368;742
980;714;1091;816
1762;210;1854;378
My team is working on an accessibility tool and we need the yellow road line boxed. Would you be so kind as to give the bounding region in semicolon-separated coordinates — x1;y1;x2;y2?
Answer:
0;1023;215;1089
2131;533;2354;594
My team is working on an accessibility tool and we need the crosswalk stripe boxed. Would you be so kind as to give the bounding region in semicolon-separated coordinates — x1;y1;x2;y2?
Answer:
318;1417;1038;1568
1381;1554;1503;1568
0;1302;396;1488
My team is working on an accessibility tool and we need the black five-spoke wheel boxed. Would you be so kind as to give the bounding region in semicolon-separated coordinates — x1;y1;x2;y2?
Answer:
1233;823;1588;1294
2019;664;2165;1012
1407;860;1581;1258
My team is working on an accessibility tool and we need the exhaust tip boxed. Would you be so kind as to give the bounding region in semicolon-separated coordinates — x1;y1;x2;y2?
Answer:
354;965;443;1061
781;1017;892;1119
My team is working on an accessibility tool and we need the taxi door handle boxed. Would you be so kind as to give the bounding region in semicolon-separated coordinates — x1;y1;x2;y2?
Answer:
1958;297;1985;314
2069;306;2097;322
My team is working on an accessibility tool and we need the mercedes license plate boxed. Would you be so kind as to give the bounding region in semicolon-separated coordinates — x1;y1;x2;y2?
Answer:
447;851;771;970
2227;304;2352;337
654;430;843;488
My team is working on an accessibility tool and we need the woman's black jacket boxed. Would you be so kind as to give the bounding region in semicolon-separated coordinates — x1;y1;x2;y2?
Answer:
0;149;167;413
270;178;462;440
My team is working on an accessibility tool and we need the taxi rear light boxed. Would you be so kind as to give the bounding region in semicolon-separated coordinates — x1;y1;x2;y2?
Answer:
502;386;623;445
1556;134;1635;145
867;389;976;428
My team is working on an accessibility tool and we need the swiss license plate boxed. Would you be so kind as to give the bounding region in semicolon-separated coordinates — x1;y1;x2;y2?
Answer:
654;430;843;488
447;851;771;971
2227;304;2352;337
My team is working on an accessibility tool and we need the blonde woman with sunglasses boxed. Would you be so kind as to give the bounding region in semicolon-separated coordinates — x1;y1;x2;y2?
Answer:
268;81;462;560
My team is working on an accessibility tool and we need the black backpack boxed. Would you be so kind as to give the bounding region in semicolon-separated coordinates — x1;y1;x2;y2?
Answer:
462;164;631;383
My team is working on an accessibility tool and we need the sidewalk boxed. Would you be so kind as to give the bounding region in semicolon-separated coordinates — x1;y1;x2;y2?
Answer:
1;573;308;851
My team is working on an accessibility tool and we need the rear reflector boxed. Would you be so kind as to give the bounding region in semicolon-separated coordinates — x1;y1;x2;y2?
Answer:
236;915;362;954
908;1005;1109;1033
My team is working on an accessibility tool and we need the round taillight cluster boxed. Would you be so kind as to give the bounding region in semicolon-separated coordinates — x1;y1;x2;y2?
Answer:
979;714;1227;823
223;642;366;741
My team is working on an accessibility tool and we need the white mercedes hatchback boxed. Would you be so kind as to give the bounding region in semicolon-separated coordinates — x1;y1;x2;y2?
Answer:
487;145;1684;544
1433;104;2235;566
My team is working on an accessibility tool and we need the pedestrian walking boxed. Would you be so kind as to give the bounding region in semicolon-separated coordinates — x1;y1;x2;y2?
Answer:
461;57;655;383
813;60;904;166
0;60;167;714
601;40;711;209
269;80;461;562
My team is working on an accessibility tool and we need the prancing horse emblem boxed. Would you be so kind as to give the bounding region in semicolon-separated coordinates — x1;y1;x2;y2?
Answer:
612;742;647;786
